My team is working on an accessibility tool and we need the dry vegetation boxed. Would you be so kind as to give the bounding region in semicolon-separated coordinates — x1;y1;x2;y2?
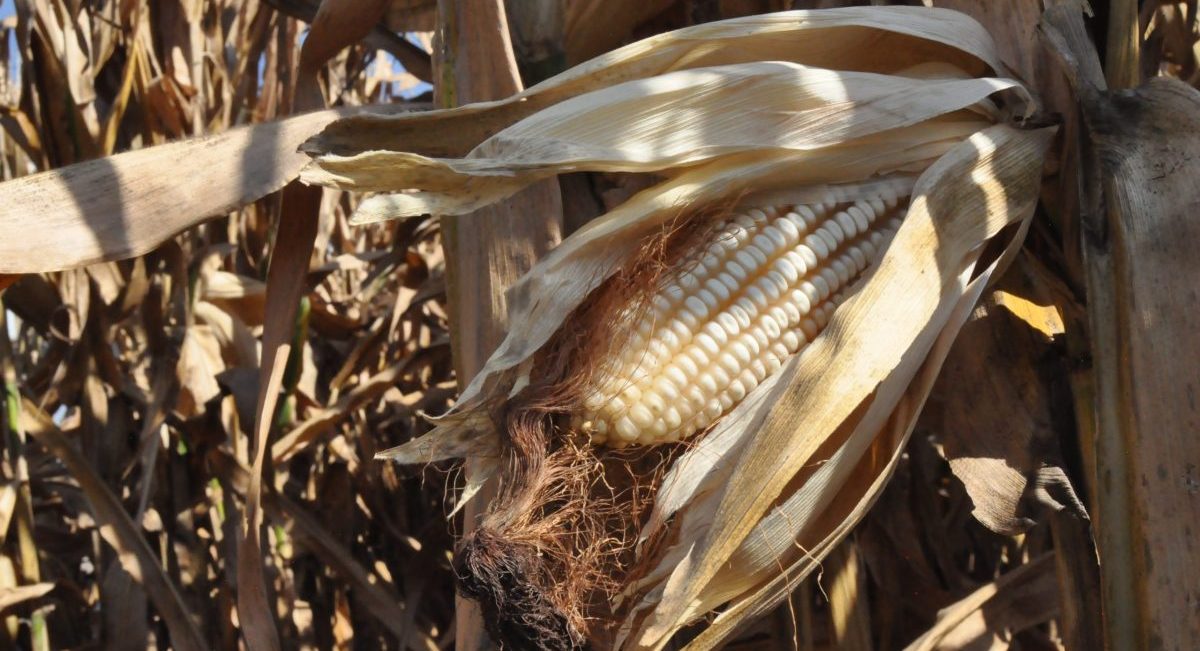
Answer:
0;1;1196;650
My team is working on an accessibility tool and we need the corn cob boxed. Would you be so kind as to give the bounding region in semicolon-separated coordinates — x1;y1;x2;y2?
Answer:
574;182;910;447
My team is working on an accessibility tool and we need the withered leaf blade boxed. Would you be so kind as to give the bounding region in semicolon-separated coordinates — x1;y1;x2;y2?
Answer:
904;553;1059;651
933;263;1085;536
307;64;1022;220
236;184;321;651
20;400;207;651
0;105;401;274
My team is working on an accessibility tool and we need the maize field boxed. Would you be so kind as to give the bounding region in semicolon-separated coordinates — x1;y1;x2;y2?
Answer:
0;1;1197;650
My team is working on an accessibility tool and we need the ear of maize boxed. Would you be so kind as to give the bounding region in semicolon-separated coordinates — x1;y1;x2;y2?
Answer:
574;180;911;447
297;4;1052;648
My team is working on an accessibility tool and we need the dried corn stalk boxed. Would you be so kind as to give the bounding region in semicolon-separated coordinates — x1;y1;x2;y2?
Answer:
302;7;1054;650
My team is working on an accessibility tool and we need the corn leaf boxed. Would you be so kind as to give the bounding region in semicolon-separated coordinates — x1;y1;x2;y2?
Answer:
0;106;400;274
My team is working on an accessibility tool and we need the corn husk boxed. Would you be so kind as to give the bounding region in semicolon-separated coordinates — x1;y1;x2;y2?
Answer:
300;6;1015;217
308;64;1021;221
301;6;1054;649
619;123;1051;650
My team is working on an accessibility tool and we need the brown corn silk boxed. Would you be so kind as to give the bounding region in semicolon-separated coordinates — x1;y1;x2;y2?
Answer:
300;7;1053;650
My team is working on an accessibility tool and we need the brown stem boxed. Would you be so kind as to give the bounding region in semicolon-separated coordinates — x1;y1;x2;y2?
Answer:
432;1;563;649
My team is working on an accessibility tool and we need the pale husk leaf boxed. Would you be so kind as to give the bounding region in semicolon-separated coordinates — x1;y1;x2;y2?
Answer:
308;64;1024;221
300;6;1009;182
631;123;1054;648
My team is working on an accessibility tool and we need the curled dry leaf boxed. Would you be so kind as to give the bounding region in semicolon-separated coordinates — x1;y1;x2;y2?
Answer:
930;257;1086;537
302;7;1055;650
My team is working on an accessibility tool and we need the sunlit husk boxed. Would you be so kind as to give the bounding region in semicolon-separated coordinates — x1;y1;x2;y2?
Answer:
301;6;1009;162
300;6;1021;223
306;65;1022;220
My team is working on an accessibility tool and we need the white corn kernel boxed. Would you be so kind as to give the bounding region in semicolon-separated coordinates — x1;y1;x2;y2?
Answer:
580;188;908;445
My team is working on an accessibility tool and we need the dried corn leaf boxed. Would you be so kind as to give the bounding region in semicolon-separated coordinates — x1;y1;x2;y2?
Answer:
0;105;400;274
904;554;1059;651
933;269;1083;537
20;400;207;651
237;185;322;651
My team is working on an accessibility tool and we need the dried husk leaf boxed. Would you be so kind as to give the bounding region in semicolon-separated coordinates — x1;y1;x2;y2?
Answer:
301;6;1009;167
629;124;1053;649
311;63;1024;221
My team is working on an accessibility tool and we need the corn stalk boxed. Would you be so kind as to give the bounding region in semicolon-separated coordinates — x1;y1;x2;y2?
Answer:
432;1;563;649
